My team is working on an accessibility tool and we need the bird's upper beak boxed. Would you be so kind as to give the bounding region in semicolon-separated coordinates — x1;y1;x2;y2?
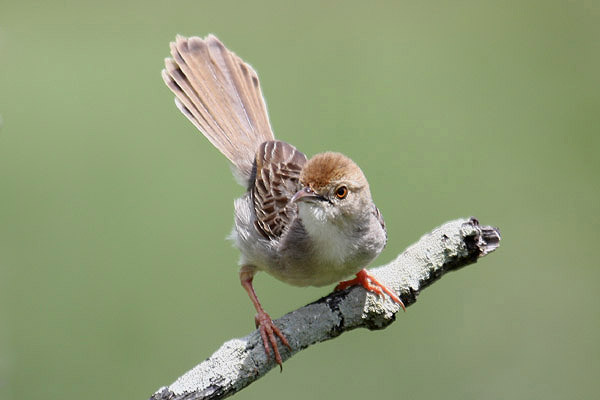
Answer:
291;186;322;203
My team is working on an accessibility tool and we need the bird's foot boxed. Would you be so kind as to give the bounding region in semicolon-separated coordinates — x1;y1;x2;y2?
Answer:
255;311;291;370
335;268;406;311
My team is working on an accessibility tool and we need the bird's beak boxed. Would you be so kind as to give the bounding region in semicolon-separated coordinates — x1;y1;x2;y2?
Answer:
291;186;321;203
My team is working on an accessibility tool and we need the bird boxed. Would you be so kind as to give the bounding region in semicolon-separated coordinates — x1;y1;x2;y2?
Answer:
162;34;404;369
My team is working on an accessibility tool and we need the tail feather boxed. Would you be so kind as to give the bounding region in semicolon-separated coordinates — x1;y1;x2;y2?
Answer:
162;35;275;183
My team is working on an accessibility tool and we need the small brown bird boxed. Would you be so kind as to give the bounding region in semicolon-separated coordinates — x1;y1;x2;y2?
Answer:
162;35;403;368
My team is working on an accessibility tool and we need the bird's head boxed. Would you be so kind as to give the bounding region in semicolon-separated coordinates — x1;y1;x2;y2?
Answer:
292;152;373;224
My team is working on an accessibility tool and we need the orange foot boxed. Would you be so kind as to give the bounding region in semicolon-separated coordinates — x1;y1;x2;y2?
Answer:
335;268;406;311
255;311;292;370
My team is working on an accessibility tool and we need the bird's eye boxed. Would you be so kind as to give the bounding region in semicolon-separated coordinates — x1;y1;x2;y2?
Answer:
335;186;348;199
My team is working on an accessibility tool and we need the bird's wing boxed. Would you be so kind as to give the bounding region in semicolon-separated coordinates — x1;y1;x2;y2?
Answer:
373;205;387;247
251;140;307;240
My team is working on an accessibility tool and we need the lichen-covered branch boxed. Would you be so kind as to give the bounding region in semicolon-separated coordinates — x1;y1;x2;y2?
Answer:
150;217;501;400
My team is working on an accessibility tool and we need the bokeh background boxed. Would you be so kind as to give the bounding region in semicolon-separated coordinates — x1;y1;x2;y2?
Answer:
1;1;599;399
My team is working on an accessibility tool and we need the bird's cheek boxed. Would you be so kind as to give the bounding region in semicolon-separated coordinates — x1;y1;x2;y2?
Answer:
357;196;372;209
330;203;348;219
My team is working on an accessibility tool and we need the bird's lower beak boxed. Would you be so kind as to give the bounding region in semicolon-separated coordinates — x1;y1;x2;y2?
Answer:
291;186;321;203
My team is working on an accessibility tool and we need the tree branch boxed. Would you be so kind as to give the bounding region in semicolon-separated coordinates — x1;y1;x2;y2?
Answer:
150;217;501;400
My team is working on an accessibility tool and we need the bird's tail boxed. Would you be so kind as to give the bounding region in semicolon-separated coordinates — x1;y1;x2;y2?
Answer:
162;35;275;185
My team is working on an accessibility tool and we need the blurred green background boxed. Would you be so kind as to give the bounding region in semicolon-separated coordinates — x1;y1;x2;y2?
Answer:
1;1;599;399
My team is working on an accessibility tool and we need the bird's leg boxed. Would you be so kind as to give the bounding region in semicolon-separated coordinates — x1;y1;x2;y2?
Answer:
240;266;291;370
335;268;406;311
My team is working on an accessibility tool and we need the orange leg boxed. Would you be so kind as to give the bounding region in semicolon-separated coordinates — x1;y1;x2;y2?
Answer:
240;266;291;370
335;268;406;311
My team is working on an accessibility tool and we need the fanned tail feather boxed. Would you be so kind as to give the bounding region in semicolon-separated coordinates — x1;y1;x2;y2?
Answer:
162;35;275;184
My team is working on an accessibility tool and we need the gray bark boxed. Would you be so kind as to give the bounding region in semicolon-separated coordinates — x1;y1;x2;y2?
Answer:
150;217;501;400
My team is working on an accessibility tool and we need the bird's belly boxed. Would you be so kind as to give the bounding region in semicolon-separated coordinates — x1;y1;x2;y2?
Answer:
267;208;378;287
235;232;377;287
268;254;364;287
269;232;378;287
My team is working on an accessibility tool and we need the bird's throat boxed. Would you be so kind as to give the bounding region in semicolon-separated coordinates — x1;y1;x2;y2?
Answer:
297;203;352;265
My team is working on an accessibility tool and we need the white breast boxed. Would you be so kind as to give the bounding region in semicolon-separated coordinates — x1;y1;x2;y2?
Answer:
297;203;352;266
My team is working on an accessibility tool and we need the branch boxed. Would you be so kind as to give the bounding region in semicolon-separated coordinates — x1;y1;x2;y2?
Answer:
150;217;501;400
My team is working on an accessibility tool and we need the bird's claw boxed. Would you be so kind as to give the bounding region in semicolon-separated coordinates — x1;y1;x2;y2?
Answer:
336;269;406;311
255;311;291;371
